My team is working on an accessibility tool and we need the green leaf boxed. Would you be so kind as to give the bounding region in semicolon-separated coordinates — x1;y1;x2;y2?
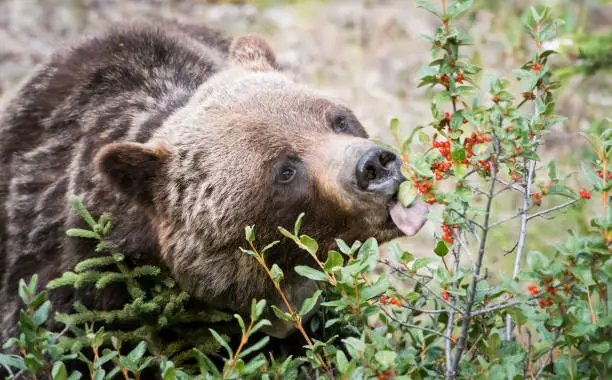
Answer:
375;350;397;367
299;235;319;255
208;329;232;357
416;0;443;18
526;251;550;271
547;160;557;181
581;162;603;191
569;266;595;286
270;264;284;284
242;354;267;374
299;290;322;316
451;147;466;161
33;300;51;326
389;118;400;139
591;342;610;354
245;225;255;243
260;241;279;254
238;337;270;359
401;126;425;153
250;319;272;335
295;266;328;282
66;228;100;240
357;237;379;271
193;349;220;377
251;299;266;320
336;350;349;373
271;305;295;322
434;240;449;257
294;212;305;236
361;272;390;300
335;239;352;255
96;351;118;367
324;250;344;272
52;361;68;380
278;226;295;240
0;354;27;370
234;314;246;333
398;181;418;207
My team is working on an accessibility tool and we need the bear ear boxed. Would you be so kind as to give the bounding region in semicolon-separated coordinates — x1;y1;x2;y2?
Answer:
95;142;170;207
229;34;278;72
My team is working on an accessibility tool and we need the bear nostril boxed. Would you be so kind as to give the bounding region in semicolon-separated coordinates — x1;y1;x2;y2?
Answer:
378;150;397;168
356;147;401;192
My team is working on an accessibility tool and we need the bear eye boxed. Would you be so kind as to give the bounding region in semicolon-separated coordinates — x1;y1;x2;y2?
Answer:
332;115;348;133
278;166;297;183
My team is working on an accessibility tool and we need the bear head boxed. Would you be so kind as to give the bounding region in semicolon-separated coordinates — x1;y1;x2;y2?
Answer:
95;35;428;337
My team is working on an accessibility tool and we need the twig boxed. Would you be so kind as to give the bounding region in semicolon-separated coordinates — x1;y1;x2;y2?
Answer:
526;199;578;221
380;260;465;315
383;309;455;343
535;328;562;378
470;300;522;317
494;178;524;194
450;147;499;378
445;241;461;379
506;144;537;340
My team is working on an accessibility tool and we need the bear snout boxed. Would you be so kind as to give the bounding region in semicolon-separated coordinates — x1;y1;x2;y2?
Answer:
355;147;402;195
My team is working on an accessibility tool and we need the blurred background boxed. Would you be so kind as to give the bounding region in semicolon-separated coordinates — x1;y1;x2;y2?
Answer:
0;0;610;273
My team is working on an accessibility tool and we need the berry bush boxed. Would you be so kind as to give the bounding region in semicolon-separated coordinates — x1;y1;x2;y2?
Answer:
1;1;611;379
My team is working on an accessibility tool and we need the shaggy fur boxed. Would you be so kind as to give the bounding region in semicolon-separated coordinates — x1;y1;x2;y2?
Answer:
0;20;408;345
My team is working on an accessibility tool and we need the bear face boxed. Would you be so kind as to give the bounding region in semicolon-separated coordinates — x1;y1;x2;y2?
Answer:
95;35;428;337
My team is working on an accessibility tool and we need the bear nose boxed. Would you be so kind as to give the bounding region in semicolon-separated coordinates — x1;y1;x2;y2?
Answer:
355;147;402;193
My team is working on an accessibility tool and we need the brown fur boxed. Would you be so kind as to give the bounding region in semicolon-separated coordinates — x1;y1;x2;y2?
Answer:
0;20;408;346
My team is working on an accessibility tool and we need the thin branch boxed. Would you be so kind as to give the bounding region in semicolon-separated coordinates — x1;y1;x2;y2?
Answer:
381;259;465;315
506;142;537;340
470;300;522;317
535;328;562;378
526;199;578;221
450;149;499;378
400;303;449;314
383;309;455;343
494;178;524;194
446;241;461;379
448;208;485;231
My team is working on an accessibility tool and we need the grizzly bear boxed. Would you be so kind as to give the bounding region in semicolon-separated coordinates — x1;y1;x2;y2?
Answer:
0;20;428;346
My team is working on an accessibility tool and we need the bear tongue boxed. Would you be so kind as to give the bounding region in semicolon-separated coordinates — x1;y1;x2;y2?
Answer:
389;201;429;236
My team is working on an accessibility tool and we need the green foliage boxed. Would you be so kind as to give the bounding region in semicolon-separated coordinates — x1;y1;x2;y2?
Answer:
2;1;610;379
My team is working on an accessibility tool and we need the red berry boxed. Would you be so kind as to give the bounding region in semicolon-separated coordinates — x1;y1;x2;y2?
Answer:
506;126;513;132
441;74;449;84
532;63;542;71
579;189;591;199
442;292;449;301
528;285;539;295
456;72;464;83
444;112;452;121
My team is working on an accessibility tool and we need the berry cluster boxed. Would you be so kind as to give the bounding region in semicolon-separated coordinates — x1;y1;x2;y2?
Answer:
432;161;452;180
598;170;612;179
579;189;591;199
410;175;437;204
432;139;452;161
379;296;402;307
441;224;455;244
377;370;396;380
532;192;542;206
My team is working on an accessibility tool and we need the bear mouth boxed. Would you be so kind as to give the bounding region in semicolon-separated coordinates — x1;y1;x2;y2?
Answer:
386;196;429;236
